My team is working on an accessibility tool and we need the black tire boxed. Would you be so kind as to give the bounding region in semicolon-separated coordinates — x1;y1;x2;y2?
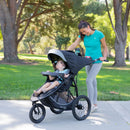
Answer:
72;95;91;121
50;107;64;114
29;103;46;123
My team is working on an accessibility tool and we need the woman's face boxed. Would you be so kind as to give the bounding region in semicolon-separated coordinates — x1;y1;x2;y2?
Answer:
56;60;65;70
79;26;91;36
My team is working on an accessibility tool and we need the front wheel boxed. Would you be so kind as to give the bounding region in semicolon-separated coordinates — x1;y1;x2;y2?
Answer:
29;103;46;123
72;95;91;121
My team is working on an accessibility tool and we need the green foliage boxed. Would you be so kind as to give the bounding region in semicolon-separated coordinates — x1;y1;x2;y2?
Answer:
0;29;3;51
0;29;3;40
0;40;3;51
86;0;108;15
26;0;86;47
55;35;70;49
92;9;115;49
22;28;41;53
23;28;40;44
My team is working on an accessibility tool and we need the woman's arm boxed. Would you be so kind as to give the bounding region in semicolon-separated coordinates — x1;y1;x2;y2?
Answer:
67;37;81;50
100;37;108;61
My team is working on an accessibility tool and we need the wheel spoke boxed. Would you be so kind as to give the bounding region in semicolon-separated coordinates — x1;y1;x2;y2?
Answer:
33;107;43;120
72;95;91;120
29;103;46;123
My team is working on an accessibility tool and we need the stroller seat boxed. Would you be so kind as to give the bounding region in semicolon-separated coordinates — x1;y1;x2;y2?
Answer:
31;72;74;102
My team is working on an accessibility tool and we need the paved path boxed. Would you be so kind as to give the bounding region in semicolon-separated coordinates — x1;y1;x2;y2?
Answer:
0;100;130;130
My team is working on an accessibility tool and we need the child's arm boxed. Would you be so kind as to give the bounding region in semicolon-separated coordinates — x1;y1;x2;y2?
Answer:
49;75;55;80
64;74;69;78
46;71;55;80
63;69;70;78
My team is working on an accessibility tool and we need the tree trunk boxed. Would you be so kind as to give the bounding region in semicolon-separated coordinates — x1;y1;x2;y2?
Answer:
0;0;19;62
112;0;130;66
113;39;126;66
3;27;18;62
28;42;34;54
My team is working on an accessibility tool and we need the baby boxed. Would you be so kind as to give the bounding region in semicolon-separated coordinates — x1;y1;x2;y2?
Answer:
34;60;70;97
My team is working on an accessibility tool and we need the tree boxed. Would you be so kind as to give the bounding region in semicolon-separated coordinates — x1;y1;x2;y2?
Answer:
86;0;110;16
94;12;115;57
0;0;83;62
23;28;41;54
36;0;85;49
105;0;130;66
55;35;70;49
0;0;61;62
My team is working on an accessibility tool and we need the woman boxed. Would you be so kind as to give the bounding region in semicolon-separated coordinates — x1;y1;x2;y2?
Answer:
68;20;107;112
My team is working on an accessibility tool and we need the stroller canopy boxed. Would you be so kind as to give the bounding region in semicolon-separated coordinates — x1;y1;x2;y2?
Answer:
48;49;94;75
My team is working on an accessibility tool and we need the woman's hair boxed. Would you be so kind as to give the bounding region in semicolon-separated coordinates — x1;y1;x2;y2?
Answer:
78;20;95;40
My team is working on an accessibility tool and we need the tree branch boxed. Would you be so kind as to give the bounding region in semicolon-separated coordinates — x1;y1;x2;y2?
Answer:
17;3;40;43
122;0;130;39
16;0;22;10
105;0;120;43
19;7;61;24
16;0;28;39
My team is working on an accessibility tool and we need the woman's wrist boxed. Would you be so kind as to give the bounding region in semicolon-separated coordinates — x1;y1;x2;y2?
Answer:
103;56;107;60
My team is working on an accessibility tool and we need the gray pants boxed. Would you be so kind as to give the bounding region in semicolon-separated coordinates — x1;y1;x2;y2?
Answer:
85;63;102;105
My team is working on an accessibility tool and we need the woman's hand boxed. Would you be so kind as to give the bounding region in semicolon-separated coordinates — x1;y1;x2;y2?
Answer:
100;57;106;61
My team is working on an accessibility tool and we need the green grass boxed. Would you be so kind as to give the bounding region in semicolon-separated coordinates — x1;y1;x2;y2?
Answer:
0;53;130;100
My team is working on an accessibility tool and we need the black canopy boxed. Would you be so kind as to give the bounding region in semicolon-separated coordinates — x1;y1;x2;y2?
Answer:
48;49;94;75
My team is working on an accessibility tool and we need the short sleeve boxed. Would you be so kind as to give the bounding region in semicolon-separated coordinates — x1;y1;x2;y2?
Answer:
98;31;104;40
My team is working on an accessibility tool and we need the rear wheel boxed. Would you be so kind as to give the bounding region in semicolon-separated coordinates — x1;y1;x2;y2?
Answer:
50;107;64;114
72;95;91;120
29;103;46;123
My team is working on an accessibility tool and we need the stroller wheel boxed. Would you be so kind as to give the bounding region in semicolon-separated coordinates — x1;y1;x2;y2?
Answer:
29;103;46;123
72;95;91;121
50;107;64;114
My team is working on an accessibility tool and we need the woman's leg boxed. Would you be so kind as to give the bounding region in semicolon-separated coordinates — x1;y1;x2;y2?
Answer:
93;78;97;105
85;63;102;105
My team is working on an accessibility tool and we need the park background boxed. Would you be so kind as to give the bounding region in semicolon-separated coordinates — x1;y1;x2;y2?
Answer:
0;0;130;100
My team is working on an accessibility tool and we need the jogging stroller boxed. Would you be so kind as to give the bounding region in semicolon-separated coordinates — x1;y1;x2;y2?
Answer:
29;49;95;123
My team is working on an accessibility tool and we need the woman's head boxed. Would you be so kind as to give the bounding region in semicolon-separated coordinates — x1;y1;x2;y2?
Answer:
78;20;95;40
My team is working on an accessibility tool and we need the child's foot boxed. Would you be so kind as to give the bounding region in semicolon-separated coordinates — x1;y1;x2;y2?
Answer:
33;90;39;97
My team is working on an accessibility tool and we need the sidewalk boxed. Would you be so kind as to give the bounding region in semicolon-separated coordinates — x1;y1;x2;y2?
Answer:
0;100;130;130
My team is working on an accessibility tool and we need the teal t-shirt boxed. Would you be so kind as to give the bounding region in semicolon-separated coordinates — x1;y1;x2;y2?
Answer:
78;30;104;63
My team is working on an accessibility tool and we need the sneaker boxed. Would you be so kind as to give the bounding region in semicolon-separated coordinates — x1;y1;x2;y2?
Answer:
91;105;98;113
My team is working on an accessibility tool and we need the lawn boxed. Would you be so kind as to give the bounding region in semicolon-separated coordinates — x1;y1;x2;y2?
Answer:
0;53;130;100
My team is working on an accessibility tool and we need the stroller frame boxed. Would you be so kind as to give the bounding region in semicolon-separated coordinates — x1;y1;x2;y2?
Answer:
29;49;92;123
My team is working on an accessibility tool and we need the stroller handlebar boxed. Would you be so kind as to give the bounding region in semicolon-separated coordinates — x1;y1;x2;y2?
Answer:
94;58;109;62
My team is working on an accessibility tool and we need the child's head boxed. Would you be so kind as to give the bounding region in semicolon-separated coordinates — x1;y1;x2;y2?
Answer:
54;60;66;71
56;60;66;71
